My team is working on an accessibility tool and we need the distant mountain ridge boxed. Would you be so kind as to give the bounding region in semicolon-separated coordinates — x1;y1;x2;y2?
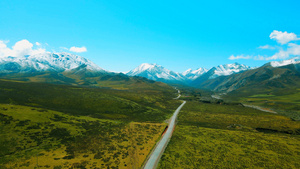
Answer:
0;52;104;74
0;52;299;95
194;58;300;94
0;53;171;91
126;62;251;84
269;57;300;67
182;67;208;80
126;63;186;83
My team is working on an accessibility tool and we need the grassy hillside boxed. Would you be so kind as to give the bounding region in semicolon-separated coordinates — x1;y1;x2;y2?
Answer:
191;63;300;120
0;68;173;91
0;79;179;122
196;63;300;93
226;90;300;121
0;104;166;168
0;79;181;168
158;101;300;168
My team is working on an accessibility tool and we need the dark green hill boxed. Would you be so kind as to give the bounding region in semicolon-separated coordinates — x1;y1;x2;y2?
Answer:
195;63;300;95
0;68;180;168
192;63;300;120
190;67;217;86
0;78;180;168
0;65;173;91
0;79;178;122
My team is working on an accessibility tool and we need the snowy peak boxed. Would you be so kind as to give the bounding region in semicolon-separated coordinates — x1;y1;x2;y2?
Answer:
127;63;161;75
182;67;208;80
0;52;104;73
270;57;300;67
127;63;185;82
127;62;251;83
209;62;250;79
192;67;208;74
182;68;193;76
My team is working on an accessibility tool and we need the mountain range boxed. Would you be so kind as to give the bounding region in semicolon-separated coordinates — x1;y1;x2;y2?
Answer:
0;52;104;74
126;62;250;84
0;52;299;94
198;57;300;94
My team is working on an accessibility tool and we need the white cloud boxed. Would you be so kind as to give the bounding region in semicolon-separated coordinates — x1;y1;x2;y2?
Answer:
0;41;13;57
230;30;300;61
36;42;41;46
13;39;34;56
0;39;46;58
254;55;266;60
258;45;275;50
266;43;300;60
269;30;299;44
69;46;87;53
228;55;252;60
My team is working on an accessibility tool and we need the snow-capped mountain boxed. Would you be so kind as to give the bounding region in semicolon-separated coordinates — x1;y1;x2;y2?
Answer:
127;63;251;83
269;57;300;67
0;52;104;73
126;63;185;82
208;62;251;79
182;67;208;80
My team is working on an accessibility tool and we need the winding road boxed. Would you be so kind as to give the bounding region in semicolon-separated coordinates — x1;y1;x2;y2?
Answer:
143;90;186;169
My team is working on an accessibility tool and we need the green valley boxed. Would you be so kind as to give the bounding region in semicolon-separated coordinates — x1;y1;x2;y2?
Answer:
0;78;180;168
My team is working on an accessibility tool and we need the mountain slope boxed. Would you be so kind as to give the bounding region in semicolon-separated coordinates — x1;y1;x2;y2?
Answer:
269;57;300;67
0;56;174;91
198;62;300;94
191;63;250;87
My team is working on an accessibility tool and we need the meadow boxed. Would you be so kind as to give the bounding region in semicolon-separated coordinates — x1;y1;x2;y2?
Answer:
0;79;180;168
158;101;300;168
224;84;300;121
239;91;300;121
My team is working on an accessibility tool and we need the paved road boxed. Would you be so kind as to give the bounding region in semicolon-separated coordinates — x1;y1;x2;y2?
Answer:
174;89;181;99
143;91;186;169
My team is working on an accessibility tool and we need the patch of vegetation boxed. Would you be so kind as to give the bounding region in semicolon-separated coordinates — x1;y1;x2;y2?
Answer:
159;125;300;169
0;78;180;168
0;79;180;122
226;88;300;121
0;104;166;168
158;101;300;168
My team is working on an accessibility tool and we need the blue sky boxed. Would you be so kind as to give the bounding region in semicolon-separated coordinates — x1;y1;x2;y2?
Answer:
1;0;300;72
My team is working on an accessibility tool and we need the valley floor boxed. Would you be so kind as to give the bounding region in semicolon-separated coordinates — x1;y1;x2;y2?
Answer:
158;101;300;169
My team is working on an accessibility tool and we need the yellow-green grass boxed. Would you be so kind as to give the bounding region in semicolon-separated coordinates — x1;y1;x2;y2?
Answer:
245;91;300;105
179;101;300;134
0;79;180;122
241;91;300;120
158;101;300;168
249;94;276;98
0;104;166;168
158;125;300;169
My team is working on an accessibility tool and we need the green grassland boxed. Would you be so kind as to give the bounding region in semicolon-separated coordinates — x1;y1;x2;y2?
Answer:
226;88;300;121
0;79;180;122
0;79;181;168
158;101;300;168
0;104;166;168
0;70;174;92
